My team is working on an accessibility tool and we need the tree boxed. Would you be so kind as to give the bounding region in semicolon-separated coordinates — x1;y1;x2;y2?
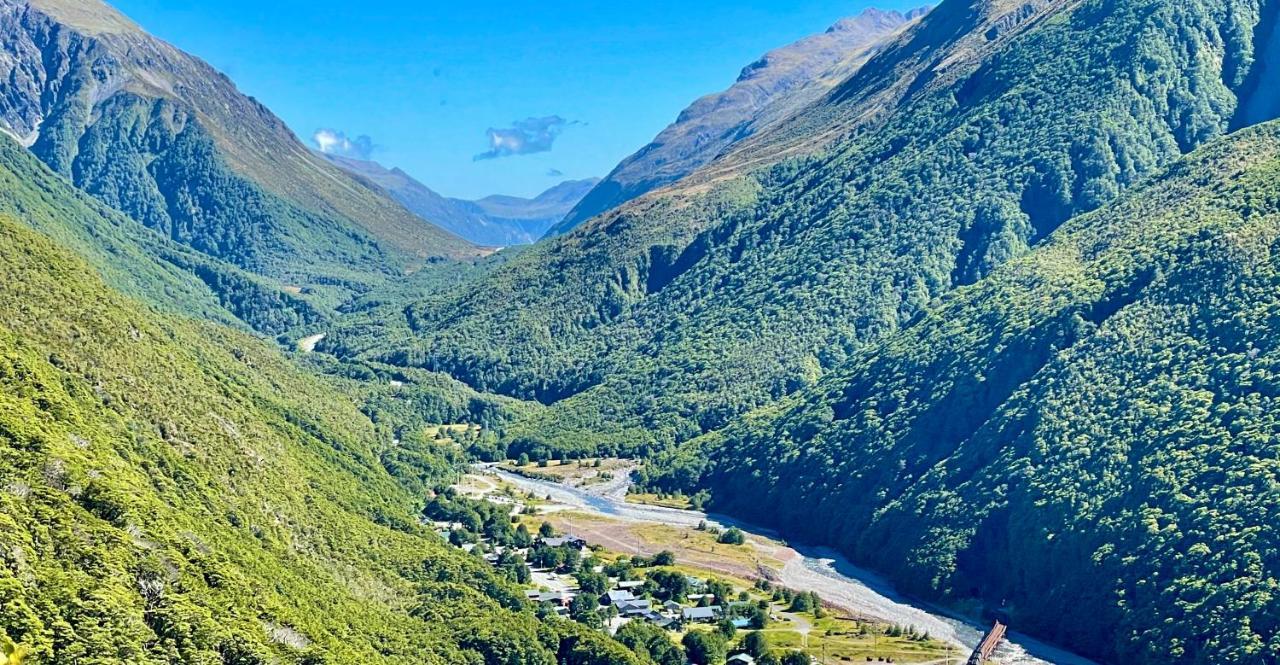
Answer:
648;569;690;602
682;631;727;665
742;630;771;659
570;593;601;628
706;579;733;605
513;523;533;548
718;527;745;545
529;545;564;570
575;570;608;596
781;651;810;665
604;558;633;578
789;591;820;613
652;550;677;567
560;546;583;573
497;550;531;584
538;521;556;538
745;604;769;629
517;453;530;466
716;618;737;640
615;621;685;665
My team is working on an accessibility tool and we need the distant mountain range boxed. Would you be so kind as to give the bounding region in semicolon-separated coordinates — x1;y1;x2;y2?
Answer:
549;6;929;236
325;154;598;246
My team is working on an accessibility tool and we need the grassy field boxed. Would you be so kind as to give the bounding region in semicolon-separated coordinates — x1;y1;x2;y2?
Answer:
520;509;788;584
668;594;950;664
506;458;633;486
625;492;694;510
473;470;951;664
767;614;950;664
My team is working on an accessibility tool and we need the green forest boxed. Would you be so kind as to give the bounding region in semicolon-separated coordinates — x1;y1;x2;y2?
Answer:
640;122;1280;664
326;0;1275;459
4;0;1280;662
0;215;635;662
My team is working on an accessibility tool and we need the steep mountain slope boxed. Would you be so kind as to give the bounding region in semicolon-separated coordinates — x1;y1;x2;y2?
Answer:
0;216;636;663
0;131;321;335
0;0;477;306
549;6;928;235
643;120;1280;665
329;0;1279;456
326;154;597;245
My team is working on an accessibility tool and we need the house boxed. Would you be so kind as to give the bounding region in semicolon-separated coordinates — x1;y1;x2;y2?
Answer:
730;618;751;629
662;600;683;612
682;606;722;622
641;610;678;630
540;535;587;549
616;599;653;617
532;591;572;606
616;580;645;590
727;655;756;665
605;590;637;605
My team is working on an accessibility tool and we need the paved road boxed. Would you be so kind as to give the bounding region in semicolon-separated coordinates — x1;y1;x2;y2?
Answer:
484;466;1098;665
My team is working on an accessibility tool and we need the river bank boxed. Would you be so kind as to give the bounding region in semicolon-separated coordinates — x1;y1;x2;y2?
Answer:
478;465;1098;665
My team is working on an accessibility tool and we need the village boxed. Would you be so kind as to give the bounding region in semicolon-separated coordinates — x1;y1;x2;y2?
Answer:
427;464;953;665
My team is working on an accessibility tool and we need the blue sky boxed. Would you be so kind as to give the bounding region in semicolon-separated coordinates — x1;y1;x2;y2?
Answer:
112;0;924;199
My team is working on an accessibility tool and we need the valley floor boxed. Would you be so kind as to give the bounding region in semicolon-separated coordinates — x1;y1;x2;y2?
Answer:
462;463;1101;665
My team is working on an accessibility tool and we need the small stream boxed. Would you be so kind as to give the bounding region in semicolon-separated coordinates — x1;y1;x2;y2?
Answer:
484;466;1099;665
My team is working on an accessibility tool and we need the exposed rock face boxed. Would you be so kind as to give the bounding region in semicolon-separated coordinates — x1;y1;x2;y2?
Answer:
548;6;929;236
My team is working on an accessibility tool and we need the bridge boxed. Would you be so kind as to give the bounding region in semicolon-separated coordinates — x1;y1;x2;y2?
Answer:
966;621;1008;665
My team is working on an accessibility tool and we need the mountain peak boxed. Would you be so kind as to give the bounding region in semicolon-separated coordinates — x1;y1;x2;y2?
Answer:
26;0;139;35
551;5;918;235
828;6;930;34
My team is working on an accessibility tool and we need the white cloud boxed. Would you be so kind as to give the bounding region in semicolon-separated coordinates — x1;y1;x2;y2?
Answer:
313;128;376;159
474;116;578;161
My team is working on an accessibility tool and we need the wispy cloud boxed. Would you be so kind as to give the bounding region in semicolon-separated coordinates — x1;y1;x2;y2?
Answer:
546;168;565;177
475;116;577;161
313;128;376;160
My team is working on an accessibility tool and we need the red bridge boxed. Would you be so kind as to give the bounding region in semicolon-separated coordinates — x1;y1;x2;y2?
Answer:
966;621;1008;665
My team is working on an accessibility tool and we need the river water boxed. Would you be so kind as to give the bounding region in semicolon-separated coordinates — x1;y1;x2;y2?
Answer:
484;466;1098;665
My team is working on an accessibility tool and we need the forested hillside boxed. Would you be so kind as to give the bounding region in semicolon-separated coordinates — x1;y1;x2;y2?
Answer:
0;0;478;309
0;133;322;335
328;0;1279;457
0;214;638;663
640;122;1280;665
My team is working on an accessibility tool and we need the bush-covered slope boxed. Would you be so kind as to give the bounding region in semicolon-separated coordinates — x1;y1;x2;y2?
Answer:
641;121;1280;665
0;216;638;664
330;0;1280;456
0;0;478;306
0;132;322;335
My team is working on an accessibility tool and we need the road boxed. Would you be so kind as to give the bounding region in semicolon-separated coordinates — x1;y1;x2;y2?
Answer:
484;466;1098;665
297;333;326;353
